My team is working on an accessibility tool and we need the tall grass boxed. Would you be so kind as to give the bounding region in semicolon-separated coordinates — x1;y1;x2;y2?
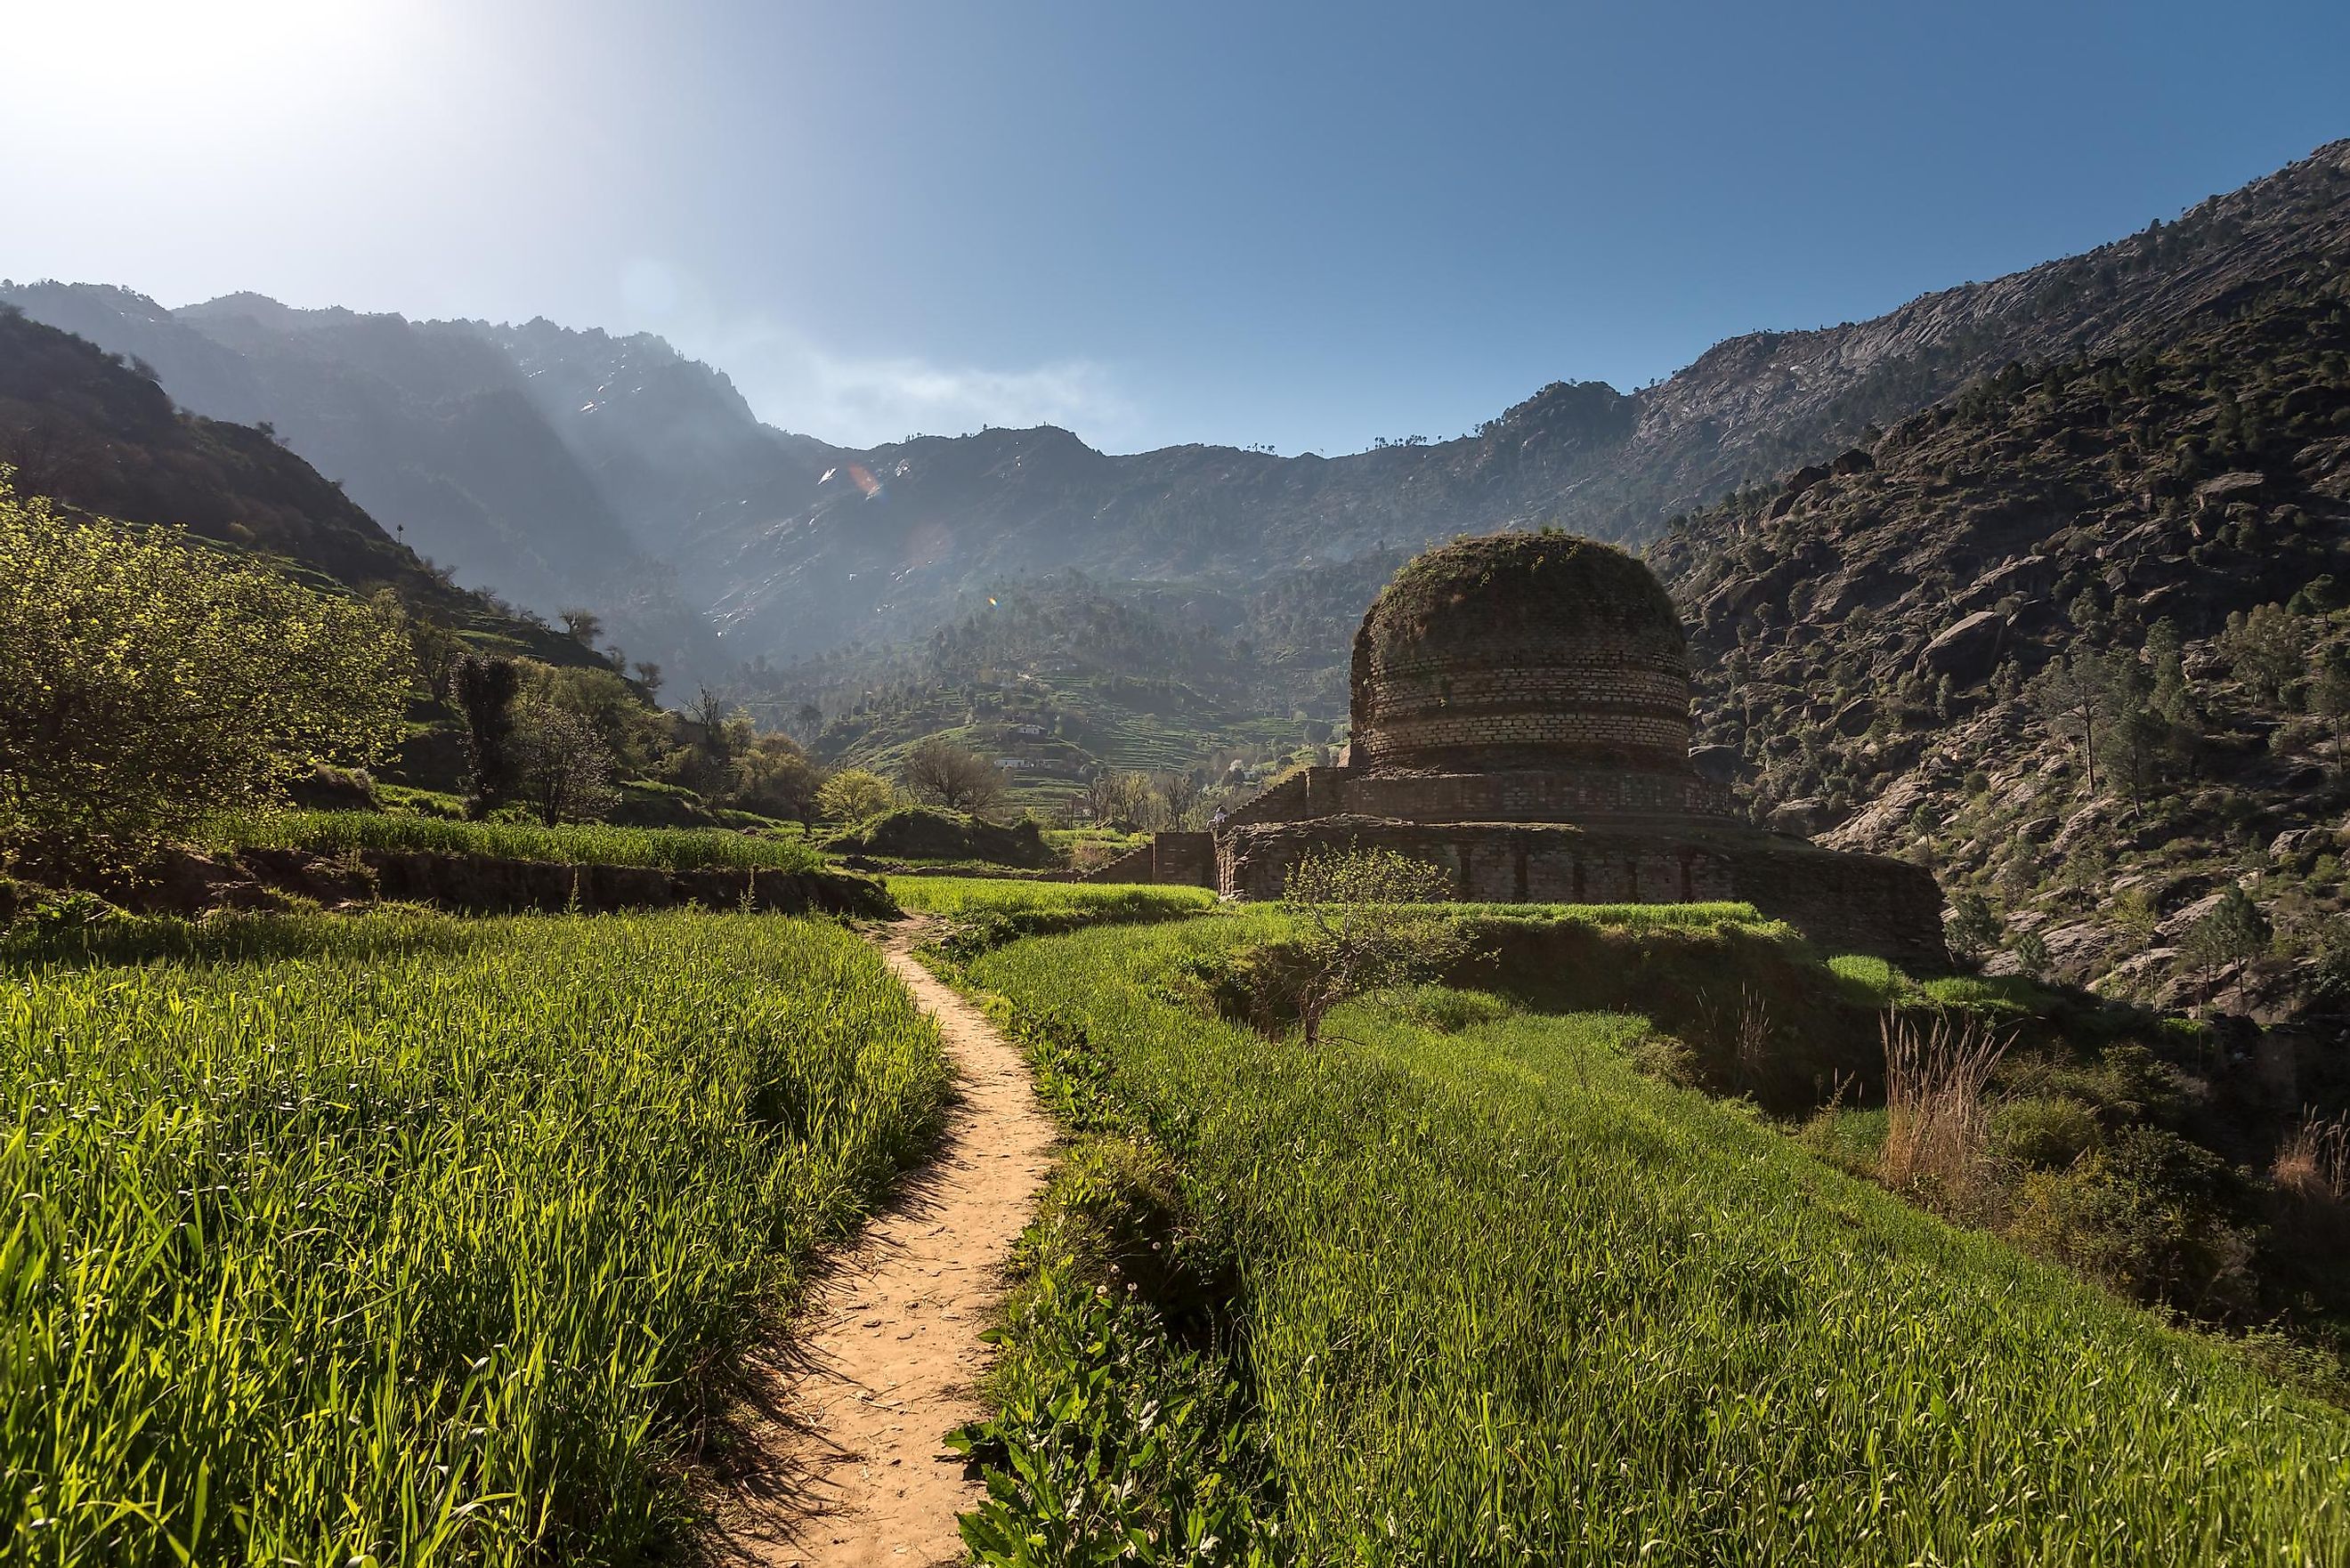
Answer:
1877;1008;2011;1195
0;910;945;1564
965;915;2350;1564
211;809;824;872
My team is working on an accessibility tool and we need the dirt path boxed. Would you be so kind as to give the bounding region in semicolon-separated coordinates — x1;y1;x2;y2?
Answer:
718;920;1054;1567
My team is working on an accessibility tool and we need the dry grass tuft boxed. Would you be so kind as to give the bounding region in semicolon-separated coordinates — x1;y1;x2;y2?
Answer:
1877;1009;2011;1198
2273;1107;2350;1202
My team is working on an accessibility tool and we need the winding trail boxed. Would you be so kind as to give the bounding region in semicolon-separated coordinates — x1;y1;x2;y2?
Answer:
719;920;1054;1566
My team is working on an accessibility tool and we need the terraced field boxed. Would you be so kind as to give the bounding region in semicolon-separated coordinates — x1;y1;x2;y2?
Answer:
0;911;944;1565
957;910;2350;1564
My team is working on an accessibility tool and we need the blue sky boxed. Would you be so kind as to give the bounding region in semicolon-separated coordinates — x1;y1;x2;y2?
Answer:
5;0;2346;453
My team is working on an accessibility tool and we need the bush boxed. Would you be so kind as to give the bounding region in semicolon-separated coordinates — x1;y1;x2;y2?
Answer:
829;806;1053;867
0;481;409;875
1991;1095;2103;1169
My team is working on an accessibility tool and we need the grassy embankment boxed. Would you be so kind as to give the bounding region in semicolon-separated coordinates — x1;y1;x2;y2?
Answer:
952;908;2350;1565
0;910;944;1564
210;809;825;873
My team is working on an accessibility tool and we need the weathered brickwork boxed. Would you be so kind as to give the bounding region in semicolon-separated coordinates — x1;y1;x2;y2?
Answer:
1216;819;1945;970
1091;531;1949;967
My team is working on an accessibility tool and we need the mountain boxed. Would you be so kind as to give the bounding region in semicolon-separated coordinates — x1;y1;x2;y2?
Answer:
676;140;2350;664
9;141;2344;701
0;282;725;680
0;304;604;671
1649;253;2350;1025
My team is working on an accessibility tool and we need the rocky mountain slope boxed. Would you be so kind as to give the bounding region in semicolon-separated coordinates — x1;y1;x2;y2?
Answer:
0;306;600;671
0;283;724;678
12;140;2344;677
1650;255;2350;1028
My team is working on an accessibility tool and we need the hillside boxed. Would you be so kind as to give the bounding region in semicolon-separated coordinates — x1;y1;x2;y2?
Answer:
0;282;724;679
13;140;2346;681
1649;261;2350;1026
752;574;1322;806
0;306;598;669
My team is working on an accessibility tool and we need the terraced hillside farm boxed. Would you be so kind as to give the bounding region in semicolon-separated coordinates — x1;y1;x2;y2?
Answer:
0;911;945;1565
945;902;2350;1565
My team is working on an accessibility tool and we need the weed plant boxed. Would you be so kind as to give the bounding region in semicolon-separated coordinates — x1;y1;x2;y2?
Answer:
209;810;823;873
0;910;945;1564
965;915;2350;1565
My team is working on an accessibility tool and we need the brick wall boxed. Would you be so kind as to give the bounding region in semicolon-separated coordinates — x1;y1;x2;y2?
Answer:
1216;817;1947;968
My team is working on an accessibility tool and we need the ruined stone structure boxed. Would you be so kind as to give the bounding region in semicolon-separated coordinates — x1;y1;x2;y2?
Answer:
1103;533;1948;967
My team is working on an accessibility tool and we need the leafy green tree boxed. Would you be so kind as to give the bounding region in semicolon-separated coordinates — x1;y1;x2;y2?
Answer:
2220;604;2306;709
817;767;897;822
0;478;409;876
2185;885;2272;1006
732;733;823;824
1947;892;2001;958
1281;847;1472;1047
449;653;523;818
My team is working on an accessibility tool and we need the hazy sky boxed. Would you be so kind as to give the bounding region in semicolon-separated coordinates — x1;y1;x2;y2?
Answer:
7;1;2346;454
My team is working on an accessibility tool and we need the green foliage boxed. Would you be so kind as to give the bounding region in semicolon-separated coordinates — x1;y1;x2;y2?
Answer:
0;479;409;874
2185;885;2273;976
828;806;1054;868
0;910;947;1564
1274;847;1477;1046
885;876;1216;919
964;918;2350;1563
211;809;824;873
817;766;900;822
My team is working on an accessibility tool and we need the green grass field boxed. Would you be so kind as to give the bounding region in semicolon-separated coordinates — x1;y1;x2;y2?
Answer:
886;874;1218;917
0;910;945;1565
212;809;824;873
963;912;2350;1564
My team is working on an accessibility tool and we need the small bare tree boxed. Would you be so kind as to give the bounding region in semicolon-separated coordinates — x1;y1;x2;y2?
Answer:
1280;846;1471;1047
904;736;1008;814
515;698;619;826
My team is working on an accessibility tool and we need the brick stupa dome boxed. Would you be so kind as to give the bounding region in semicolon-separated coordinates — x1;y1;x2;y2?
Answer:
1349;532;1693;774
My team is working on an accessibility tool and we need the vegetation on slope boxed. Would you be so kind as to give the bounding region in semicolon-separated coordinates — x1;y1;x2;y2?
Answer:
949;909;2350;1565
1652;258;2350;1024
0;910;945;1564
211;809;824;873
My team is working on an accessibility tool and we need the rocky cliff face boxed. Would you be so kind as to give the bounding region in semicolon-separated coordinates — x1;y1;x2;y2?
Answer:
1649;253;2350;1026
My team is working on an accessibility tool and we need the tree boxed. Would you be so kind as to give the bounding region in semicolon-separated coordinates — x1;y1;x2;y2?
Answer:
903;736;1009;814
631;660;663;700
2185;885;2272;1006
1278;847;1472;1047
556;606;604;647
732;733;823;823
2090;655;2163;815
513;697;619;826
2220;603;2307;709
1155;771;1204;830
817;767;896;822
794;701;824;741
0;480;409;875
1946;892;2001;958
2313;649;2350;782
449;653;524;818
2029;651;2125;796
1081;768;1153;829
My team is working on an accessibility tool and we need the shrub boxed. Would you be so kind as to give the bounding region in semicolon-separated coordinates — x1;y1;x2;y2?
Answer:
1991;1094;2103;1169
0;480;409;876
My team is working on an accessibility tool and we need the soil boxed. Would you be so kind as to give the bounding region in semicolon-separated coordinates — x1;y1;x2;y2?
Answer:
716;920;1054;1566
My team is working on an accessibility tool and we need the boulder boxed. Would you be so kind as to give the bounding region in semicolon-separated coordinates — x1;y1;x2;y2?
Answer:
1833;696;1876;737
2194;471;2266;508
1917;610;2008;683
1829;447;1876;476
1784;464;1831;497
